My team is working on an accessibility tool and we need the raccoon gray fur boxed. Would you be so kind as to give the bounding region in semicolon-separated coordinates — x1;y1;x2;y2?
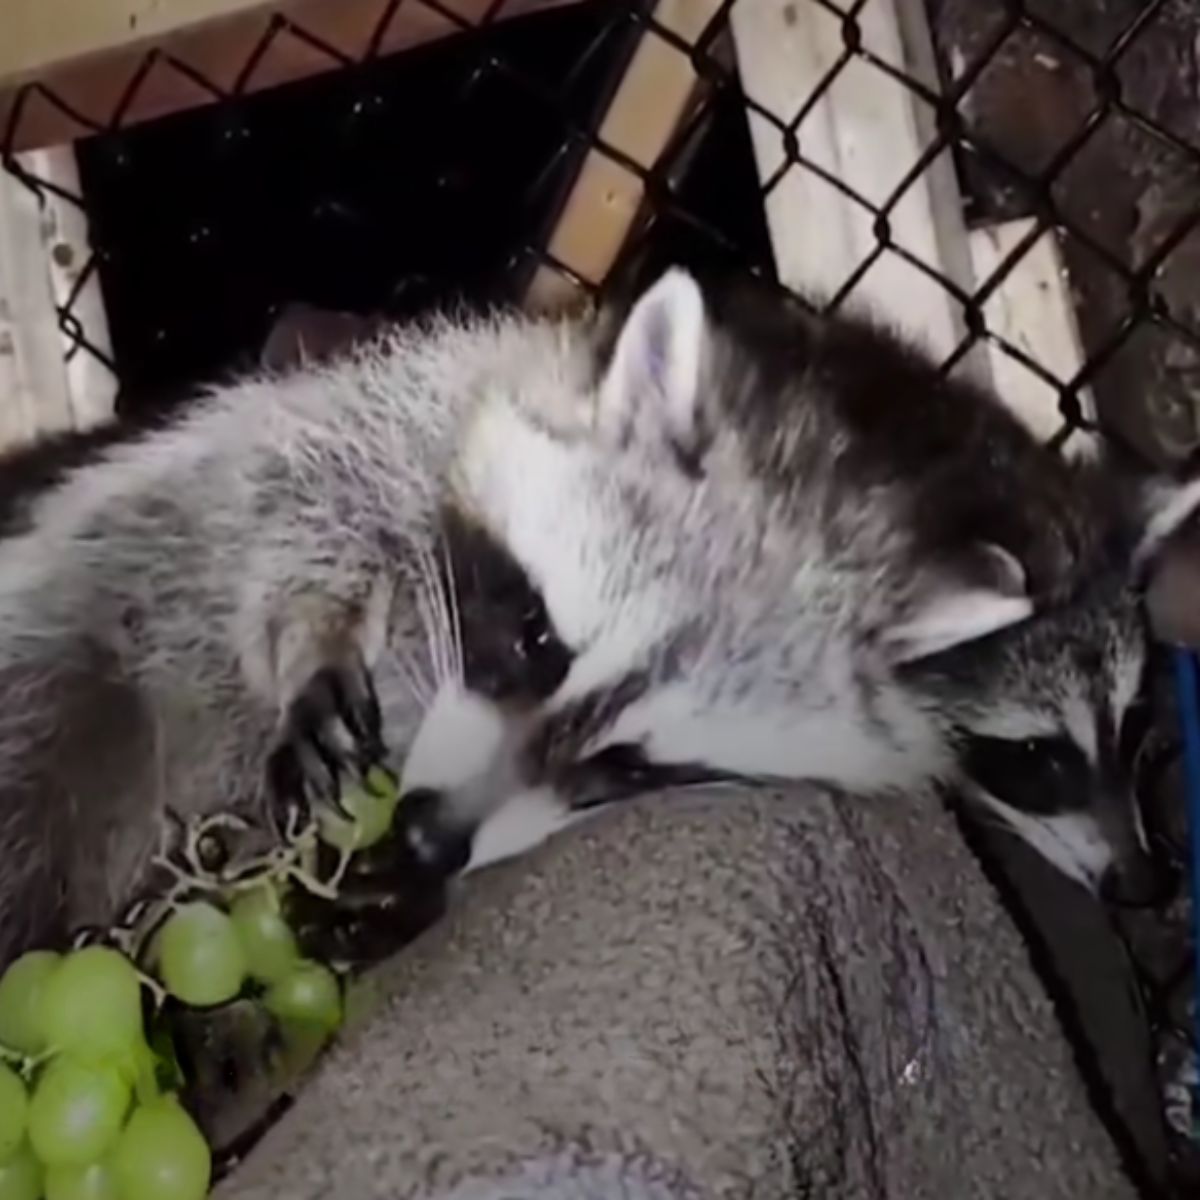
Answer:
400;269;1200;903
0;267;1190;968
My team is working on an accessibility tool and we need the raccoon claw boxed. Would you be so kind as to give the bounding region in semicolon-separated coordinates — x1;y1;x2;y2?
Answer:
266;659;386;835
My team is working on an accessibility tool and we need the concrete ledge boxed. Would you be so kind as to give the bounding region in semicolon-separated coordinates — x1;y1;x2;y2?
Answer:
218;785;1137;1200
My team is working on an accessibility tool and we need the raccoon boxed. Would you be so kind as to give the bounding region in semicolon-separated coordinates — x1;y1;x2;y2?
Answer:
0;308;598;963
398;269;1200;905
0;267;1188;967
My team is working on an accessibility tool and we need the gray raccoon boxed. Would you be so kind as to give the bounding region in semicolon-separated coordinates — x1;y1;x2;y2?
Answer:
0;268;1187;968
402;269;1200;903
0;308;601;964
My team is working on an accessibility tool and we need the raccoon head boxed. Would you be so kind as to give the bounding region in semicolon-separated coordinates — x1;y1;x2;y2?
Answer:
906;462;1200;901
906;576;1154;899
400;268;1086;857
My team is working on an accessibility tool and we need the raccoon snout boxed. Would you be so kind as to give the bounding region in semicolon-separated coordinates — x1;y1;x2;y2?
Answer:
1098;847;1175;908
404;684;511;785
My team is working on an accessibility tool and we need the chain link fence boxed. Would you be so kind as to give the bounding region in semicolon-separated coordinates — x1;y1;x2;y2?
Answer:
2;0;1199;1193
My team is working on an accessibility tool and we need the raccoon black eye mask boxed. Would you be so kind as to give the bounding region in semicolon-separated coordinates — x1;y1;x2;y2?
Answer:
960;734;1094;818
437;505;572;707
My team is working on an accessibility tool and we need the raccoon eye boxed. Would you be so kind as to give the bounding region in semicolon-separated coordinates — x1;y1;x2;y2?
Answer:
439;504;573;704
513;597;571;699
583;742;654;777
959;733;1091;816
563;743;726;809
516;599;550;656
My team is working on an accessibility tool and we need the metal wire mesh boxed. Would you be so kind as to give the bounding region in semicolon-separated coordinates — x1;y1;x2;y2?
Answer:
3;1;1200;446
2;0;1200;1192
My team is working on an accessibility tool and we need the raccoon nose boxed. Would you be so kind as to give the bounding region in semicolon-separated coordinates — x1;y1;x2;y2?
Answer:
392;787;473;879
398;786;441;809
1098;851;1174;908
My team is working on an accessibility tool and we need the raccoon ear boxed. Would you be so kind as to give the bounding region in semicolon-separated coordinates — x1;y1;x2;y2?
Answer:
883;543;1034;663
597;268;708;464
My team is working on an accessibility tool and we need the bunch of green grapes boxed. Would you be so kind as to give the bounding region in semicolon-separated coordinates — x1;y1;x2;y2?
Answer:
0;768;400;1200
0;946;210;1200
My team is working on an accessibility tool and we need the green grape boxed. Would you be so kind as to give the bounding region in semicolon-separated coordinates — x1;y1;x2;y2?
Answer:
112;1099;210;1200
0;1142;42;1200
41;947;142;1060
45;1159;120;1200
264;961;342;1034
364;764;399;803
28;1058;130;1167
158;902;247;1008
229;887;299;985
0;1063;28;1163
318;776;397;853
0;950;61;1057
115;1035;166;1109
275;1017;330;1080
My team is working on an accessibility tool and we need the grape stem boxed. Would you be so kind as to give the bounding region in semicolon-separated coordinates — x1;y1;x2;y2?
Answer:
0;1042;53;1080
324;846;354;894
149;811;342;927
107;797;371;993
137;966;170;1010
215;822;340;900
182;811;251;876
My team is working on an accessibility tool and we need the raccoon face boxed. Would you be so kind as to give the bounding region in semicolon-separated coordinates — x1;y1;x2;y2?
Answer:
402;266;1200;887
394;503;577;853
411;269;1057;820
918;581;1160;899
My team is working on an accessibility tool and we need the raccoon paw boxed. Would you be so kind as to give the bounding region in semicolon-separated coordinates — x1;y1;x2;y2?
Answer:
283;832;451;970
265;656;387;835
